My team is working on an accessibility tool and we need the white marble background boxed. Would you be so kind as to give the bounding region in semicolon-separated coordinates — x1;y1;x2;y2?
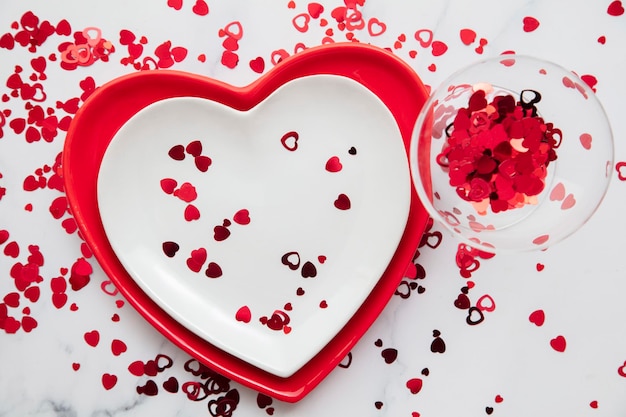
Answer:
1;1;625;416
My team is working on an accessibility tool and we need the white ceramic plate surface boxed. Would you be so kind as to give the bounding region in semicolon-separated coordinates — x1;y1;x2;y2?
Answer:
97;75;410;377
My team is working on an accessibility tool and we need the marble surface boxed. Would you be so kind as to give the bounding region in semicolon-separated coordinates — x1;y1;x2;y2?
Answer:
1;1;626;416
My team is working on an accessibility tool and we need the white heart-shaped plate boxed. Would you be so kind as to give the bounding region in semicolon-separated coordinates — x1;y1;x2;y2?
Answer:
97;75;409;377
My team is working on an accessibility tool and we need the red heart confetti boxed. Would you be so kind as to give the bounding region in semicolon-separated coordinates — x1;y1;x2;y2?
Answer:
325;156;342;172
168;144;186;160
438;87;559;215
84;330;100;347
213;225;231;241
185;140;202;156
173;182;197;202
128;360;145;377
550;335;567;352
249;56;265;73
367;18;386;36
235;306;251;323
406;378;423;394
301;261;317;278
160;178;177;194
579;133;592;150
430;40;447;56
533;234;550;245
529;309;545;326
293;13;311;33
549;182;565;201
0;229;9;244
101;373;117;390
307;2;324;18
616;161;626;181
21;316;38;332
184;204;200;221
522;16;540;32
460;28;476;45
476;294;496;312
3;292;20;308
381;348;397;364
111;339;127;356
561;193;576;210
280;130;299;151
194;155;212;172
414;29;433;48
233;209;250;225
186;248;207;272
607;0;625;16
192;0;209;16
167;0;183;11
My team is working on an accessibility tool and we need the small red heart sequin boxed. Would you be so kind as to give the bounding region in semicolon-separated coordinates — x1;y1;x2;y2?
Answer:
522;16;540;32
460;28;476;45
235;306;251;323
550;335;567;352
529;309;545;326
334;193;351;210
325;156;343;172
406;378;423;394
205;262;223;278
233;209;250;225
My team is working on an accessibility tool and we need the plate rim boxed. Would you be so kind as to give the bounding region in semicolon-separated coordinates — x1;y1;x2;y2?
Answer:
62;42;429;402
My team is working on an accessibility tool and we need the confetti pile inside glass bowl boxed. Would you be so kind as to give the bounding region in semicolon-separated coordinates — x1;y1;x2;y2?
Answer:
437;85;561;216
410;55;614;253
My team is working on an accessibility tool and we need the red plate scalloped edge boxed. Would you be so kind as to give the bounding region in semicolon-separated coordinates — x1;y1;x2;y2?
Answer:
62;43;429;402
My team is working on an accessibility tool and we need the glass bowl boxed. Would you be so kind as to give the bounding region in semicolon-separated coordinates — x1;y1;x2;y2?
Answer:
410;55;614;253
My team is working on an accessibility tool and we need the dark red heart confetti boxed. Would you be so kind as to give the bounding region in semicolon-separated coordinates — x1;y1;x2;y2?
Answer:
194;155;212;172
281;252;300;270
213;225;230;241
163;376;179;393
334;193;351;210
162;241;180;257
301;261;317;278
168;144;186;160
205;262;223;278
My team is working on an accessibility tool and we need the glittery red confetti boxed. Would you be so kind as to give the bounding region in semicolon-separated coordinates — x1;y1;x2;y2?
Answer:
437;87;559;215
607;0;625;16
522;16;540;32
